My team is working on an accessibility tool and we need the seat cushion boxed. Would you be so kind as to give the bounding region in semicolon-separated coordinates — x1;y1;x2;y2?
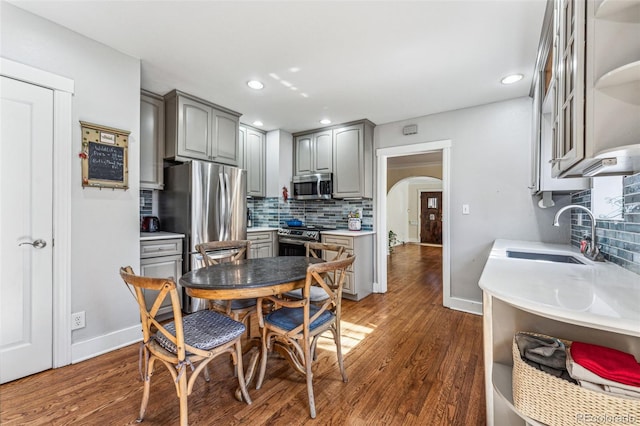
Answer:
283;287;328;302
265;305;334;332
155;309;246;354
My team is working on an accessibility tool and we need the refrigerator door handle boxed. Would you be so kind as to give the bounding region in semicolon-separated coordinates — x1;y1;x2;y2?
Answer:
223;172;232;240
218;171;227;239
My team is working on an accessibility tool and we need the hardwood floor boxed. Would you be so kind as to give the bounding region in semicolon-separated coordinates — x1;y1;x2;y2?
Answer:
0;244;485;425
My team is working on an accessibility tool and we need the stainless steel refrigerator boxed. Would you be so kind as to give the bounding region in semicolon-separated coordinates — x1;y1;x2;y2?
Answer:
159;160;246;312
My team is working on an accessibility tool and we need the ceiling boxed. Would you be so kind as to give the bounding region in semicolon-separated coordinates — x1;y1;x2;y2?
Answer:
9;0;546;134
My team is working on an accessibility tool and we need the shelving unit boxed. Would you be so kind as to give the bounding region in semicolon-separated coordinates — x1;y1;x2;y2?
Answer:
595;61;640;105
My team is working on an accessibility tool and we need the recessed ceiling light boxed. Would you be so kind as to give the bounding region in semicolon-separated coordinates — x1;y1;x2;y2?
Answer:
320;119;331;125
247;80;264;90
253;120;263;127
501;74;524;85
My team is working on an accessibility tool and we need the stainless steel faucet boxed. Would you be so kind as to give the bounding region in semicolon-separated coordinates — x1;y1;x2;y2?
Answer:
553;204;604;261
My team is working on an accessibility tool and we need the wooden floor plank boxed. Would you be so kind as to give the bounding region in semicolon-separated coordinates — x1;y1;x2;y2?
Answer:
0;244;485;425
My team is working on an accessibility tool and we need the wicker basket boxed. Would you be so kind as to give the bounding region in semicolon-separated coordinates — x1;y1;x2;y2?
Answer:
512;332;640;426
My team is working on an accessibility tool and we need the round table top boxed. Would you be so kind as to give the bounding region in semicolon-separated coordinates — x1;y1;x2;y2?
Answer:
179;256;322;291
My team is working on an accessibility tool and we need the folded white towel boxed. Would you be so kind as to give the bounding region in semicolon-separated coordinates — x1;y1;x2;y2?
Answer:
567;347;640;399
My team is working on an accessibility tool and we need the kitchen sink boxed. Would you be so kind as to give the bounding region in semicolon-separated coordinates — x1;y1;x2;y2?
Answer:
506;250;586;265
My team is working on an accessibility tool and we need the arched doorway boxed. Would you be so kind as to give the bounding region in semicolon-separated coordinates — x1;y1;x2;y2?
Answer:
387;176;443;247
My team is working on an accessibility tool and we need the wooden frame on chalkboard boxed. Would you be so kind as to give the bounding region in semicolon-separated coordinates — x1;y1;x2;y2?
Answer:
80;121;129;190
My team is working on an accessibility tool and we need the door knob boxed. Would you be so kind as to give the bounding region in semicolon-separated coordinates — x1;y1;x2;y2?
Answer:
19;239;47;249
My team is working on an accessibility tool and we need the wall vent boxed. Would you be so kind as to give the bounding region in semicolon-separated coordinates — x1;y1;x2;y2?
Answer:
402;124;418;135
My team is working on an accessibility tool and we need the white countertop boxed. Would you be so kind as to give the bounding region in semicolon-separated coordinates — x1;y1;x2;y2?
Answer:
140;231;185;241
321;230;375;237
479;239;640;336
247;227;278;232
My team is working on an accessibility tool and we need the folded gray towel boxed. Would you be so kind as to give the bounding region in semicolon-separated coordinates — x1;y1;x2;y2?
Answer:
515;333;577;384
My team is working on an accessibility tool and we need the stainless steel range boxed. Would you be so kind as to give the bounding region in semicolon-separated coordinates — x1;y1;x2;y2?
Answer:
278;225;334;256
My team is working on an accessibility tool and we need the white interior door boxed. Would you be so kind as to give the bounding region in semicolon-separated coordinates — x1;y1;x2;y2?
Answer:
0;76;54;383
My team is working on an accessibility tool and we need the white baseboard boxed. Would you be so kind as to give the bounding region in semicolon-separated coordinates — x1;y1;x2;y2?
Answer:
446;297;483;315
71;324;142;364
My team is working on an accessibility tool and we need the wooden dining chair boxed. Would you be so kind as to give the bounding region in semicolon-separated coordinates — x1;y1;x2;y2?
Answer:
282;242;346;304
195;240;257;332
119;266;251;426
255;253;356;418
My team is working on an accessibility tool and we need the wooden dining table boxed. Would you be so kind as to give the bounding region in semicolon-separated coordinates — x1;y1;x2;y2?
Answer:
179;256;323;400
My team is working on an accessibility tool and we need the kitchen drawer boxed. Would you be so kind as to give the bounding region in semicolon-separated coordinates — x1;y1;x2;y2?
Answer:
321;235;354;249
247;231;274;242
140;238;182;258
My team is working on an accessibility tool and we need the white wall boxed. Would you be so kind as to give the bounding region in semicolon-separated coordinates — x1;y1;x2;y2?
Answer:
375;97;571;303
266;129;293;198
386;181;409;243
1;4;142;360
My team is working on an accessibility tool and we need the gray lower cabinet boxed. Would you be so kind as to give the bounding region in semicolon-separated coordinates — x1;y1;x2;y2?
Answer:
140;238;183;319
239;125;266;197
164;89;241;166
321;232;373;301
247;230;276;258
140;90;165;190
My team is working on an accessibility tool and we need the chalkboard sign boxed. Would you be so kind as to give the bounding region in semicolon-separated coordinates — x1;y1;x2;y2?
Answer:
88;142;124;181
80;121;129;189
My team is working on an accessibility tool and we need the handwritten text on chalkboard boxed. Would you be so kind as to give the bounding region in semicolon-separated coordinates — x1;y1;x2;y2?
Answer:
88;142;124;181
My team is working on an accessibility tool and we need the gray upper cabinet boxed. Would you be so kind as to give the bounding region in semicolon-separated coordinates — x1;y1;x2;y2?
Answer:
239;125;266;197
529;2;589;197
164;89;241;166
314;130;333;173
294;120;374;198
333;121;374;199
140;90;165;189
549;0;640;178
213;109;240;165
294;129;332;176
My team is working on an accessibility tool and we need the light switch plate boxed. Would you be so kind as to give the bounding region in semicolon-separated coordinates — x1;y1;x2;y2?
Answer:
462;204;470;215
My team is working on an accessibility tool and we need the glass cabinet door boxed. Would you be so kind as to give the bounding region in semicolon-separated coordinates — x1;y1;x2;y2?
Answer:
551;0;585;177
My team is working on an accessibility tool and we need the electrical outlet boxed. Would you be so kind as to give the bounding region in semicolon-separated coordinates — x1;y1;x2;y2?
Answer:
71;311;85;330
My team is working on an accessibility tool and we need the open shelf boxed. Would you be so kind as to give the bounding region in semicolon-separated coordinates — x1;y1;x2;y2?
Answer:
492;363;547;426
596;0;640;20
595;61;640;105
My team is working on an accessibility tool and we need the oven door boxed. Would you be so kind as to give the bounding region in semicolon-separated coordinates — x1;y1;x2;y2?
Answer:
278;237;308;256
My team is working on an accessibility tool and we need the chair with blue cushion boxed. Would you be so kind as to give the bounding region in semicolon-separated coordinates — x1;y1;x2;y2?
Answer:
119;266;251;426
195;240;257;334
281;242;346;304
255;253;356;418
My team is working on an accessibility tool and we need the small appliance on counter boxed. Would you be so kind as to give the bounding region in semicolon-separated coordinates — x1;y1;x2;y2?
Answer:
140;216;160;232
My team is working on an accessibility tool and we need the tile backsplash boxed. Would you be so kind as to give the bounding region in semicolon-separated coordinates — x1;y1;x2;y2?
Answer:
140;189;153;216
141;188;373;231
570;172;640;275
249;197;373;230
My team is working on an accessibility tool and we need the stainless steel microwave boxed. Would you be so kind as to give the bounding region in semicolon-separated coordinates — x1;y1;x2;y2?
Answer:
291;173;332;200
